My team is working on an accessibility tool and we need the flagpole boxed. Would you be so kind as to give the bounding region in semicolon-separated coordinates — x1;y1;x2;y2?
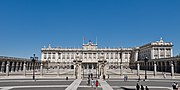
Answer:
83;36;85;45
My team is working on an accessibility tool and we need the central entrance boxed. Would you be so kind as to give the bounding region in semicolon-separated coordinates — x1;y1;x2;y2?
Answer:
82;63;97;78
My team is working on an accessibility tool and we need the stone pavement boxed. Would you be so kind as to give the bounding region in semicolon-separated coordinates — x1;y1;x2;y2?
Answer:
1;69;180;90
98;79;113;90
65;79;82;90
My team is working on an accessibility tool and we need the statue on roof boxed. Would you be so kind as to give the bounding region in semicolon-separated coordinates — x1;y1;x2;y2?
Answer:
160;37;164;42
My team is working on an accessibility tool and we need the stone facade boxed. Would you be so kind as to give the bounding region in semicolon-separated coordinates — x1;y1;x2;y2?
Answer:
41;38;173;70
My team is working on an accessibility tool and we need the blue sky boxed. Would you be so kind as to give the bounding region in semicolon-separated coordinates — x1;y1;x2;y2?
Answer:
0;0;180;58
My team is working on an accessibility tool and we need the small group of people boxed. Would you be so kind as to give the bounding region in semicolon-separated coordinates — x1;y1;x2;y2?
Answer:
172;82;179;90
136;83;149;90
87;78;99;88
87;73;99;89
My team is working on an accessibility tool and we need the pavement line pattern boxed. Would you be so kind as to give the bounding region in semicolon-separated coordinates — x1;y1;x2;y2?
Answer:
0;85;69;90
98;79;113;90
107;79;180;82
65;79;82;90
0;80;74;82
112;86;172;90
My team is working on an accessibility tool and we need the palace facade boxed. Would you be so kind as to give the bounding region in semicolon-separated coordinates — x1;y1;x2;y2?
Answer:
41;38;173;70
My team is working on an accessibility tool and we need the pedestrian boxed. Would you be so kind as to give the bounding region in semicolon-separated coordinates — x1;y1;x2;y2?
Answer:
87;78;90;85
103;75;105;80
138;75;141;82
176;83;179;90
124;75;128;81
136;83;140;90
172;82;177;90
126;75;128;81
66;77;68;80
96;80;99;89
108;74;109;80
141;85;144;90
91;78;94;87
163;73;166;79
88;74;90;78
91;73;93;78
124;75;126;81
145;86;149;90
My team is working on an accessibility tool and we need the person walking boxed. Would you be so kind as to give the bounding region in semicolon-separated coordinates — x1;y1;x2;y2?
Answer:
172;82;177;90
138;75;141;82
136;83;140;90
176;83;179;90
91;78;94;87
87;78;90;85
141;85;144;90
95;80;99;89
145;86;149;90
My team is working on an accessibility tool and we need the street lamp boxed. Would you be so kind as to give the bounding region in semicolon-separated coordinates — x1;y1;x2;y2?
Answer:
144;57;148;80
30;54;38;80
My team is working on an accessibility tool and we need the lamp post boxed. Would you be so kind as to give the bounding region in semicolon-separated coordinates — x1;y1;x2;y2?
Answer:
144;57;148;80
30;54;38;80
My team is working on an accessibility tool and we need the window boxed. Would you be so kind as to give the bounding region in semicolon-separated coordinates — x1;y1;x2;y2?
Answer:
71;53;74;59
93;53;96;59
67;53;70;59
115;53;118;59
119;53;122;59
58;53;61;59
89;53;92;59
84;53;87;59
166;48;171;57
125;53;128;59
111;53;113;59
62;53;65;59
44;53;47;59
160;48;165;57
52;53;55;59
106;53;109;59
48;53;51;59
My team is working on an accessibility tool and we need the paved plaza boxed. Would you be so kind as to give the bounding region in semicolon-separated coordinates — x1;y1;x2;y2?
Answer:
0;69;180;90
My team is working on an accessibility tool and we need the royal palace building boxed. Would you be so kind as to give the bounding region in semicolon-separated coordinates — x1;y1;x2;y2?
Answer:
41;38;173;70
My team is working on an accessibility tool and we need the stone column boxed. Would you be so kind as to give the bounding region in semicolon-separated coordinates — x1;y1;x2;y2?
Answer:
120;63;123;76
154;62;157;76
104;64;107;77
19;62;23;71
23;62;26;76
26;63;29;71
97;63;99;78
40;63;43;76
1;61;5;72
15;62;19;72
6;61;10;76
171;62;174;77
92;64;94;70
100;64;103;79
77;63;82;79
57;63;60;76
11;62;15;72
137;63;140;76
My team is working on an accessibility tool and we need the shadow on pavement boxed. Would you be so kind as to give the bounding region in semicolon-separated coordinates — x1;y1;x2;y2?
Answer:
120;87;135;90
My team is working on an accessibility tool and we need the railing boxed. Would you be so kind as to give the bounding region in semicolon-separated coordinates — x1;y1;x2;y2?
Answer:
0;56;31;61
